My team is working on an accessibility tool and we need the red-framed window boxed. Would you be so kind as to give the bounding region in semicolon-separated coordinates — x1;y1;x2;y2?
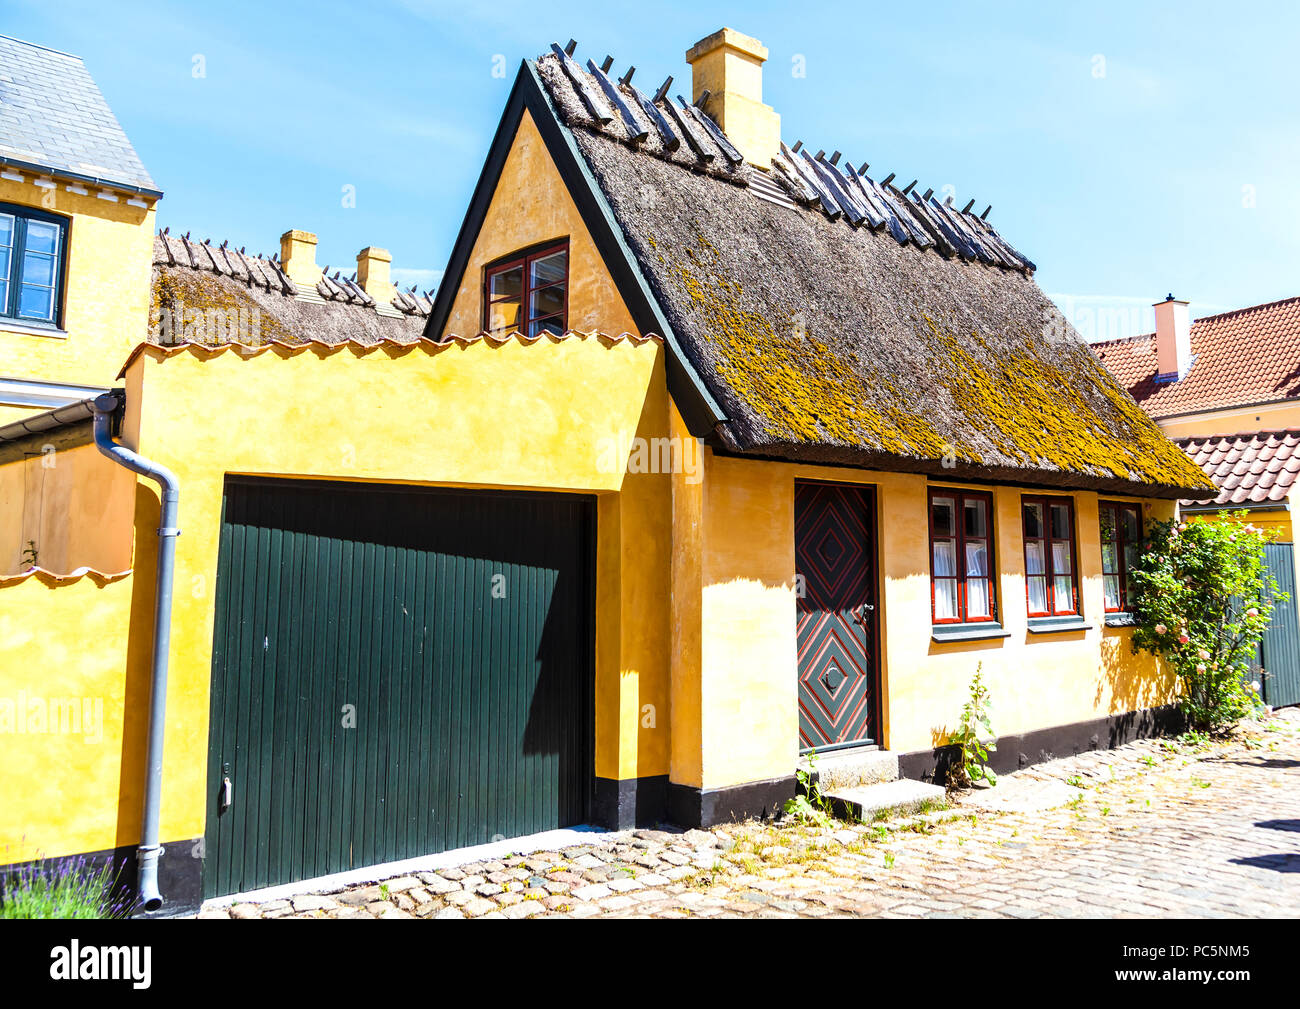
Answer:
483;241;569;336
1100;501;1142;613
1022;496;1080;617
929;488;996;624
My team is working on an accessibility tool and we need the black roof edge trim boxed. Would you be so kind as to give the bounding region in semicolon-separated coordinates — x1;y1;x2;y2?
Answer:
0;155;163;200
423;59;726;438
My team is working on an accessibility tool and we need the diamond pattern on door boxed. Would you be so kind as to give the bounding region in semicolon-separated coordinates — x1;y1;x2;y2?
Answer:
796;482;877;750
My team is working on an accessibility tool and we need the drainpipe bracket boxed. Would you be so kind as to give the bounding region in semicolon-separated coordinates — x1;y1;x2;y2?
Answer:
157;527;182;538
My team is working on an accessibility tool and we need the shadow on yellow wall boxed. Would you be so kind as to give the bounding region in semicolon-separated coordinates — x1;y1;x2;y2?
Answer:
1097;627;1175;716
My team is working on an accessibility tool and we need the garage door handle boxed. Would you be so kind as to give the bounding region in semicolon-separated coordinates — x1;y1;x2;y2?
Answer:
220;775;233;813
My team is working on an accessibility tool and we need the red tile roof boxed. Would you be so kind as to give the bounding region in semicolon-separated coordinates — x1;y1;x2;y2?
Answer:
1091;296;1300;419
1177;430;1300;507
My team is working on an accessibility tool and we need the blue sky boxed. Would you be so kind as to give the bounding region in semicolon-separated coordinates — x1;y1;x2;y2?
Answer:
9;0;1299;339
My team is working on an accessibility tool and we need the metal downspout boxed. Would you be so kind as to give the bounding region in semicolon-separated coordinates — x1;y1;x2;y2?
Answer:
91;392;180;913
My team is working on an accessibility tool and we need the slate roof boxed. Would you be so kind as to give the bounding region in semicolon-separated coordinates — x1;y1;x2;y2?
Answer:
1092;297;1300;420
1177;430;1300;508
0;35;159;195
150;233;431;347
507;46;1211;498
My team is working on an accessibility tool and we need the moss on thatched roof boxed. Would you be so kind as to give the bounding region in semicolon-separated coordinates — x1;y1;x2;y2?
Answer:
532;54;1210;497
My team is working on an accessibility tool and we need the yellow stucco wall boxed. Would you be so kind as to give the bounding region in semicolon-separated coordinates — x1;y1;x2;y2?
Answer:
0;569;151;863
0;335;669;863
1157;400;1300;440
0;175;156;400
685;453;1178;789
1187;507;1295;542
440;109;637;339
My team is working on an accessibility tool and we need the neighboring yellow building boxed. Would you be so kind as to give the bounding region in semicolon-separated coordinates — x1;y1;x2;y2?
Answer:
0;34;161;427
1094;296;1300;709
1094;295;1300;539
0;28;1214;916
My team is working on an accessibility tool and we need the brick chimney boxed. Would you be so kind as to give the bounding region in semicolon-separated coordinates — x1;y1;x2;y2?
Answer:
686;28;780;169
279;229;321;286
1153;294;1192;381
356;246;395;303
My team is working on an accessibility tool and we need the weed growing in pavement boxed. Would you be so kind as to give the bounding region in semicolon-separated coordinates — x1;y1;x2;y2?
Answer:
946;665;998;787
783;750;834;826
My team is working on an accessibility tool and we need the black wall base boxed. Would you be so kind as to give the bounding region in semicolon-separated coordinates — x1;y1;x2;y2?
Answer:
0;837;204;919
898;703;1187;784
593;773;798;830
668;774;797;829
592;774;669;829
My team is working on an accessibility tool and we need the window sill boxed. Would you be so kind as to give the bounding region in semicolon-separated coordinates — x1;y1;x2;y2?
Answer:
931;622;1012;643
1027;616;1093;634
1;319;67;339
1104;612;1136;628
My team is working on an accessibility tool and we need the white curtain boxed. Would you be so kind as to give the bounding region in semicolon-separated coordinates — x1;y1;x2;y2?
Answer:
1028;576;1048;613
933;540;957;619
1025;540;1045;576
934;580;958;620
964;540;990;618
1103;575;1120;611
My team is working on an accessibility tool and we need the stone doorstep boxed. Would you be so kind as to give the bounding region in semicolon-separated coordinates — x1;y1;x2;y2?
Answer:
804;746;899;791
823;779;948;822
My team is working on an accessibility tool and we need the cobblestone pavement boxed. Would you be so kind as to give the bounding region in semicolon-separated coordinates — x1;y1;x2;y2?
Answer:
201;709;1300;919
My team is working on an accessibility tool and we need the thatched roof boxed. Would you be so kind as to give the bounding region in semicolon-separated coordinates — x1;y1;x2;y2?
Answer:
528;50;1211;498
149;233;430;348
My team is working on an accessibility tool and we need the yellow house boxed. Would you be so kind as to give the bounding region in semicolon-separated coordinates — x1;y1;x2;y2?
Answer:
1094;295;1300;707
0;28;1213;916
0;34;160;427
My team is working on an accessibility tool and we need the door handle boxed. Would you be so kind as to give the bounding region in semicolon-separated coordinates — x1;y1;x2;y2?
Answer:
220;763;232;813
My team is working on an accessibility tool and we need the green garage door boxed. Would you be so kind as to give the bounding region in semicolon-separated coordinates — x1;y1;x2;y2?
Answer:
203;477;594;899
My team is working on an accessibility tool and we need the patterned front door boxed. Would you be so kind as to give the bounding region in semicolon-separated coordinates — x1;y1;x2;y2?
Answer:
795;481;878;751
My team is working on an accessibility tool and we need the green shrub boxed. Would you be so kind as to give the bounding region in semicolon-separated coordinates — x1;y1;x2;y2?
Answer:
1130;514;1283;732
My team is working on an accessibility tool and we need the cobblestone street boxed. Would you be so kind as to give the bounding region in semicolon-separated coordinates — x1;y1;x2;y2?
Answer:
202;709;1300;919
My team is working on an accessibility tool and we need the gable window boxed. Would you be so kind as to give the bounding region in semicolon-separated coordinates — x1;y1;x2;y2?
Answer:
483;241;568;336
930;488;995;624
1022;496;1079;617
1100;501;1142;613
0;204;67;327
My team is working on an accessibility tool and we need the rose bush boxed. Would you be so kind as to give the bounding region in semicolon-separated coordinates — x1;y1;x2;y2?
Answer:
1130;513;1283;732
